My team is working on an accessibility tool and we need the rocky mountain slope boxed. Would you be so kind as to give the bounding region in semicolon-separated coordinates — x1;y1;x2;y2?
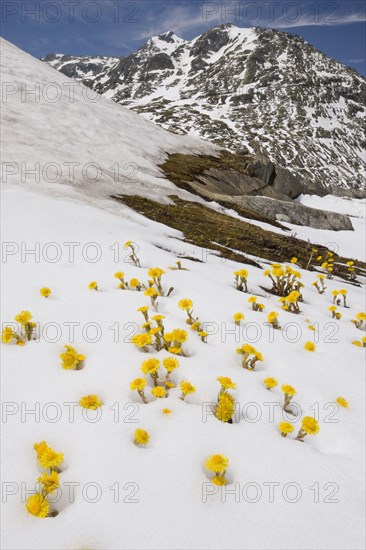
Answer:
0;37;358;235
42;24;366;195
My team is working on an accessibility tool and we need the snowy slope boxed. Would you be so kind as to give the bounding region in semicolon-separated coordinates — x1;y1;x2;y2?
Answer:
1;185;365;550
43;24;366;193
0;37;217;206
1;35;365;550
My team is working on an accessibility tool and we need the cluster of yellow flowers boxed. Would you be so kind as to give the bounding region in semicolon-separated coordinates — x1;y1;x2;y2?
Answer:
214;377;236;423
236;343;263;370
352;312;366;329
132;307;188;355
26;441;64;518
124;240;141;267
148;267;174;298
320;250;335;278
60;344;86;370
131;356;182;402
206;454;230;486
114;271;144;291
264;263;303;296
2;310;36;345
39;287;52;298
328;305;342;320
178;298;208;342
311;274;327;294
79;394;102;409
279;290;301;314
279;416;320;441
267;311;280;329
134;428;149;446
248;295;265;312
164;328;188;356
234;268;249;292
332;289;348;307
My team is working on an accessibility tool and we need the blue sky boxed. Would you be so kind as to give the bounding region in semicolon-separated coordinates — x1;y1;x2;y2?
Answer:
1;0;365;75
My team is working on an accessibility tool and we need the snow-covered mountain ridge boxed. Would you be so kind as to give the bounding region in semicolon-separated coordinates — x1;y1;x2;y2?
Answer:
0;37;217;207
42;24;366;194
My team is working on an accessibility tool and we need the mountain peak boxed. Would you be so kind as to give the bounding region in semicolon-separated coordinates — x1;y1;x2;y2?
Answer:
156;30;183;43
42;25;366;193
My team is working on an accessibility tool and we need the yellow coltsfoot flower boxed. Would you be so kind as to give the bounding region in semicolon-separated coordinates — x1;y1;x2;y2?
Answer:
162;356;179;374
14;310;32;325
353;312;366;329
236;343;263;370
40;287;52;298
296;416;320;441
88;281;98;291
312;274;327;294
129;278;142;291
164;329;188;355
14;310;35;341
148;267;171;296
281;290;301;314
267;311;281;329
151;386;167;399
141;358;160;385
214;392;235;423
233;312;244;326
138;305;149;322
279;421;294;437
131;332;152;352
37;471;60;495
124;241;141;267
304;341;316;352
352;340;362;347
2;326;15;344
26;494;50;518
217;376;236;391
60;344;85;370
248;296;264;312
144;287;160;309
79;394;103;410
281;385;297;414
198;330;208;343
134;428;149;446
206;454;229;474
234;269;248;292
178;298;193;311
263;377;278;390
180;380;196;401
37;446;64;471
130;377;148;404
336;397;349;408
211;475;227;486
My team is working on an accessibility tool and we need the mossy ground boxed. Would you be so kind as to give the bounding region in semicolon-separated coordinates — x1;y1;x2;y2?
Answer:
113;194;364;280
